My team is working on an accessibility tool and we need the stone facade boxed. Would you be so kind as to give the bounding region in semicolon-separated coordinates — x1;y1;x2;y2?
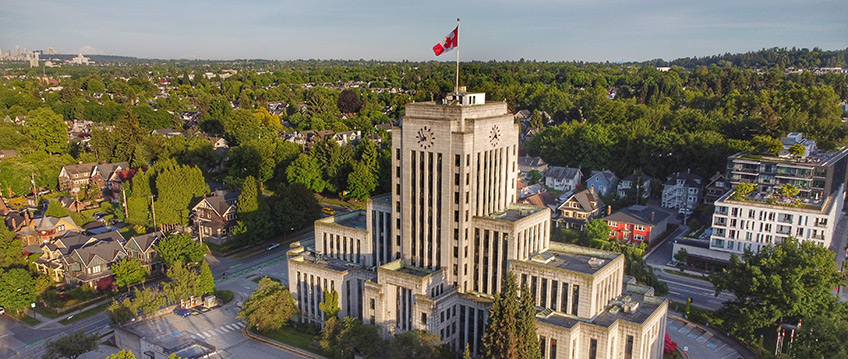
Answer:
287;90;667;358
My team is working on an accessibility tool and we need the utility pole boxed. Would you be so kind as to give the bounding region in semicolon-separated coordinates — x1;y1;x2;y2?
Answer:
122;186;128;219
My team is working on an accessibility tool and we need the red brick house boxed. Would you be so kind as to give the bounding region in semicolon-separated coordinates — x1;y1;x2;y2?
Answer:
603;205;671;245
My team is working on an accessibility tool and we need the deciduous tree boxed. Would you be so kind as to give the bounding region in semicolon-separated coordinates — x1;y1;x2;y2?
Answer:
238;277;297;332
0;268;35;313
286;154;325;193
43;330;99;359
156;233;206;266
45;200;71;218
709;237;845;343
112;258;148;289
23;107;68;154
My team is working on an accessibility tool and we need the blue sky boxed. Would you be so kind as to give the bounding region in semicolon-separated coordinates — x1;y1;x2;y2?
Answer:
1;0;845;62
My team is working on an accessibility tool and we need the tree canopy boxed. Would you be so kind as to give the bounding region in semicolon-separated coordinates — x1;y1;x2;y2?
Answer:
238;277;297;332
709;237;846;343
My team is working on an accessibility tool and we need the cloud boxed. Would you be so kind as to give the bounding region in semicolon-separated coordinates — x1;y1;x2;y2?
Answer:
77;45;107;55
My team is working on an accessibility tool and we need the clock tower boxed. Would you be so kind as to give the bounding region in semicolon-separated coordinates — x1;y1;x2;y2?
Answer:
394;89;519;291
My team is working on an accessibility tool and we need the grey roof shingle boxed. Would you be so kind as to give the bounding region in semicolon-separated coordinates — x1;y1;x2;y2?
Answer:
546;166;580;180
603;205;670;227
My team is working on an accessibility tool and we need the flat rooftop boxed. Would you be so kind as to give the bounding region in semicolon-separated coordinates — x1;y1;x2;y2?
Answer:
317;210;367;230
537;291;665;329
484;204;547;222
732;146;848;167
524;243;622;275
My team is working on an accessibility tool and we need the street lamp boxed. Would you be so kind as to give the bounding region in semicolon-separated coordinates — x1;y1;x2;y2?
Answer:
31;302;36;320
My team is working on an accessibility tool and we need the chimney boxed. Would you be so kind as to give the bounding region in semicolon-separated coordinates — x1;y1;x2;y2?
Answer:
11;218;15;229
651;211;655;223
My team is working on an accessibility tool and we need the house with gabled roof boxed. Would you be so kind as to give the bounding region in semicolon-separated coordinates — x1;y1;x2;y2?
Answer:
586;170;619;197
557;187;606;231
17;215;81;246
702;172;729;205
517;156;549;174
545;166;582;192
617;171;652;199
58;162;97;193
191;192;239;245
125;231;165;276
661;170;703;214
63;236;127;288
30;231;126;286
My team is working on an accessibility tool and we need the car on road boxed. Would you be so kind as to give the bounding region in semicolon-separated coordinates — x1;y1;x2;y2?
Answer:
0;306;4;315
173;308;191;317
322;207;336;215
267;243;281;251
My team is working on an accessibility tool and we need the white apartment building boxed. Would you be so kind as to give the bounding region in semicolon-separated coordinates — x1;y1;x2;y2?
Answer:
660;171;703;214
709;187;843;254
287;89;667;359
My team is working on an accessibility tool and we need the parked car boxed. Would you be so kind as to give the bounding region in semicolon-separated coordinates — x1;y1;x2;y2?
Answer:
173;308;191;317
0;306;5;315
322;207;336;215
267;243;281;251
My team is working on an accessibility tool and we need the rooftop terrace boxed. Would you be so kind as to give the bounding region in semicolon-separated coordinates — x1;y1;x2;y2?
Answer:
484;204;547;222
524;242;622;275
317;210;367;230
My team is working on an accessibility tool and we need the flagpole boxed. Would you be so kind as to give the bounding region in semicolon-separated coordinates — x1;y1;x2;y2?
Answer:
455;18;460;93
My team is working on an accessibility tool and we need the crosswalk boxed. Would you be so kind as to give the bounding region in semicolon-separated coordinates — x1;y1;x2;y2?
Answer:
189;322;246;340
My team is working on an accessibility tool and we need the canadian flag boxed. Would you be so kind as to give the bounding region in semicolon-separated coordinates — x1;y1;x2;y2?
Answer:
433;26;458;56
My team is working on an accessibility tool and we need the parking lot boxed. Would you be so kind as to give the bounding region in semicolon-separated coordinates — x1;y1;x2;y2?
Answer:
667;317;743;359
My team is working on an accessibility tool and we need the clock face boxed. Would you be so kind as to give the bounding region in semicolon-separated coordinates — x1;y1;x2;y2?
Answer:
416;126;435;149
489;125;501;147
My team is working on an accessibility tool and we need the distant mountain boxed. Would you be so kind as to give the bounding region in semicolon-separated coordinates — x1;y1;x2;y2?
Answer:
643;47;848;69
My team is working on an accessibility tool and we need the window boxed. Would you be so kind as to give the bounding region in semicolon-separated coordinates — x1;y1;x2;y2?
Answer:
625;335;634;359
370;299;375;310
421;313;428;325
550;339;557;359
634;225;645;231
608;221;618;227
539;336;546;357
589;338;597;359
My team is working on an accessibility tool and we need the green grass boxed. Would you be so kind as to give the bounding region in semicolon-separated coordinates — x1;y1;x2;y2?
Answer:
34;306;62;319
11;313;42;326
59;302;110;325
215;290;234;304
663;268;710;281
259;325;328;356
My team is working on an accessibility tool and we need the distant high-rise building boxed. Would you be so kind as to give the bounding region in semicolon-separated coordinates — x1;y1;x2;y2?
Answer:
288;88;668;358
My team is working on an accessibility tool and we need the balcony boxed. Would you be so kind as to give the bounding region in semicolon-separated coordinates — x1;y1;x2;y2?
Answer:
811;234;825;240
713;219;727;226
814;221;828;228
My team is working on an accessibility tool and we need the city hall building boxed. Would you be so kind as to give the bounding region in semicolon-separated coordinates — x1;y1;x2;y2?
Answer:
288;89;668;359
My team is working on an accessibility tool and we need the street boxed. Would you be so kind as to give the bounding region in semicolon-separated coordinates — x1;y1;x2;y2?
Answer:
0;228;314;359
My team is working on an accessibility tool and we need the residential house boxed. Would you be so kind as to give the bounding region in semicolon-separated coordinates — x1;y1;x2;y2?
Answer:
31;231;125;286
55;197;85;212
513;109;531;122
107;168;139;202
661;171;703;214
125;231;165;276
617;172;652;199
519;191;559;213
604;205;671;245
58;162;97;193
586;170;619;197
517;156;549;174
17;215;81;246
191;192;239;245
4;211;26;230
544;166;582;192
0;149;18;160
334;130;361;146
702;172;729;205
557;187;606;231
518;183;546;201
92;162;130;194
151;128;186;138
62;233;127;288
197;133;229;149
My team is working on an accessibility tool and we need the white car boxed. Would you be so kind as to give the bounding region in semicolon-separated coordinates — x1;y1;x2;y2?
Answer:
267;243;281;251
0;306;5;315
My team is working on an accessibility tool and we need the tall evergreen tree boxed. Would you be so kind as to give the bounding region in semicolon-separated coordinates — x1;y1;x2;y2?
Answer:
517;284;541;359
482;272;520;359
197;260;216;296
234;176;272;243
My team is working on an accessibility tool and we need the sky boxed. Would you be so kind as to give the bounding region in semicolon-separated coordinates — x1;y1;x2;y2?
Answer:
1;0;846;63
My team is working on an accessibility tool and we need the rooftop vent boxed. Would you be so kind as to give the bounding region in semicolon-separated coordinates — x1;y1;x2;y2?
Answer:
623;301;640;314
588;257;605;268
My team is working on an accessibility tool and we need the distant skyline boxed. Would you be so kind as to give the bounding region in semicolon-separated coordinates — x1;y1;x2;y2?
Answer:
1;0;846;63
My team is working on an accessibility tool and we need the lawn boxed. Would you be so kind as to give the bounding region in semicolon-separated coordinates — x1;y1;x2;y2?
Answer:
663;268;710;281
259;325;328;357
59;302;110;325
9;313;41;326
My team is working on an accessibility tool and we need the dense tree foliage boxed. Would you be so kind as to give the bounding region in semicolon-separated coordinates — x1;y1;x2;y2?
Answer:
155;233;206;266
482;272;538;359
238;277;297;332
112;258;148;289
43;330;99;359
709;237;846;343
0;267;35;313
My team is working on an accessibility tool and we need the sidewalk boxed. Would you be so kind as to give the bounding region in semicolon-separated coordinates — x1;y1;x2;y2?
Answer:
33;298;109;330
667;312;758;359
